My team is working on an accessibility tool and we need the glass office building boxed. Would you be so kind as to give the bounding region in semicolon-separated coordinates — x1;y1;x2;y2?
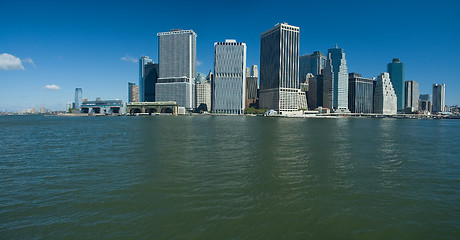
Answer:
259;23;300;113
387;58;405;112
348;73;374;113
213;39;246;114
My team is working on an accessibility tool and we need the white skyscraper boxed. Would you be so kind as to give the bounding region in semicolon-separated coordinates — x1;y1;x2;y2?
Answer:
213;39;246;114
323;45;348;112
156;29;197;110
374;72;397;114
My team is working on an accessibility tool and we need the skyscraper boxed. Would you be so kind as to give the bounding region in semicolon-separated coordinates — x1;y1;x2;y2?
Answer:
419;94;431;112
156;29;197;110
432;83;446;113
75;88;82;109
246;67;258;110
387;58;405;112
139;56;153;102
259;23;300;113
195;73;211;112
213;39;246;114
373;72;397;114
128;82;139;102
323;45;348;112
299;51;326;80
404;80;419;113
348;73;374;113
143;62;159;102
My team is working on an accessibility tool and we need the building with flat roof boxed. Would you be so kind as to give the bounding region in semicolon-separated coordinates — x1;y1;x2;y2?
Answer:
128;82;139;103
432;83;446;113
259;23;300;113
387;58;405;112
299;51;326;80
139;56;153;102
419;94;432;112
405;80;419;113
348;73;374;113
80;99;126;115
213;39;246;114
156;29;197;110
195;73;211;112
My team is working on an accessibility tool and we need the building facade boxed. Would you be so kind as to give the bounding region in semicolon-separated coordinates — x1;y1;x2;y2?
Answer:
143;63;159;102
74;88;82;109
432;83;446;113
139;56;153;102
128;82;139;102
156;29;197;110
195;73;211;112
404;80;419;113
387;58;405;112
259;23;300;113
373;72;397;114
80;99;126;115
299;51;326;81
348;73;374;113
213;39;246;114
419;94;432;112
323;45;348;112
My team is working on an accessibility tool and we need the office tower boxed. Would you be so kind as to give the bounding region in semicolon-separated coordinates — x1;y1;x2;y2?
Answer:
156;29;197;110
128;82;139;102
139;56;153;102
432;83;446;113
348;73;374;113
404;80;419;113
373;72;397;114
213;39;246;114
143;62;159;102
75;88;82;109
246;76;258;109
251;65;258;78
323;45;348;112
299;51;326;81
419;94;431;112
259;23;300;113
195;73;211;112
387;58;405;112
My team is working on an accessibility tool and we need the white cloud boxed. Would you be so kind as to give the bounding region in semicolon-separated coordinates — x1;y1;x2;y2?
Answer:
44;84;61;90
121;54;138;63
0;53;25;70
22;58;36;68
197;60;202;66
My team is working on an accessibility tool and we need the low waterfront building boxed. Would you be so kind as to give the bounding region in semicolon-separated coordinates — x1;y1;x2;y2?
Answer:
127;101;178;115
80;99;127;115
373;72;397;114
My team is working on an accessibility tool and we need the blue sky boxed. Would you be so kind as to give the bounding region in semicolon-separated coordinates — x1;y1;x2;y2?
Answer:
1;0;459;111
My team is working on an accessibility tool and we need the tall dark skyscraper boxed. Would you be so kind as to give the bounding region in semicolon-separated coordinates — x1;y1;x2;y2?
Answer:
299;51;326;80
405;80;419;113
432;83;446;113
348;73;374;113
143;62;159;102
387;58;405;112
139;56;153;102
259;23;300;113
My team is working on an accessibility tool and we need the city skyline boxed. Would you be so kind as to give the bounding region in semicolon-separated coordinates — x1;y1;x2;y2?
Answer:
1;0;460;111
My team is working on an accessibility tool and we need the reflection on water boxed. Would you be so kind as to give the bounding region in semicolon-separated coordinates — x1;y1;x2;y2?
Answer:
0;115;459;239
